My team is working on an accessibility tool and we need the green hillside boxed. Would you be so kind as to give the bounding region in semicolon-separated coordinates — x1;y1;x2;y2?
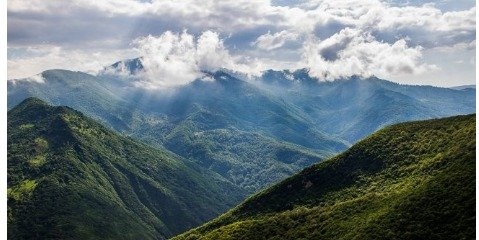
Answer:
174;114;476;240
7;98;244;239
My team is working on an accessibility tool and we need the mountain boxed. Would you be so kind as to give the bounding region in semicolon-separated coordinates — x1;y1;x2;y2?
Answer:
7;65;475;194
7;98;244;239
7;69;134;131
450;84;476;90
174;114;475;239
130;71;347;192
256;69;476;143
101;57;144;76
7;69;345;194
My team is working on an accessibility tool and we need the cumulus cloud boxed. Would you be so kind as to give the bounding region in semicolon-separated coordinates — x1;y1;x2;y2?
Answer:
196;31;236;71
253;30;299;50
133;31;199;87
132;30;262;88
297;0;475;48
303;28;436;80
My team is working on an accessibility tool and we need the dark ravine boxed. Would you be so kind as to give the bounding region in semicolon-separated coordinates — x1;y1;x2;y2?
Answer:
174;114;475;240
7;98;244;239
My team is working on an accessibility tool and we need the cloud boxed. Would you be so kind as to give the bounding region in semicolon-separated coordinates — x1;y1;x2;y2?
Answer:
375;5;475;32
7;45;136;79
132;31;200;88
433;40;476;53
29;74;46;83
196;31;236;71
8;0;475;50
303;28;436;80
9;73;46;85
297;1;475;48
132;30;262;88
253;30;299;50
7;0;476;86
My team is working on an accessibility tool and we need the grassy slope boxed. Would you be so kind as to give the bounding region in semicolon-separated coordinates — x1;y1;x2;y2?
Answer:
174;114;475;240
7;98;244;240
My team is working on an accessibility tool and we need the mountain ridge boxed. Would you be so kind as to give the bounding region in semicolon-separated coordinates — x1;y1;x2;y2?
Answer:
174;114;476;239
7;98;245;239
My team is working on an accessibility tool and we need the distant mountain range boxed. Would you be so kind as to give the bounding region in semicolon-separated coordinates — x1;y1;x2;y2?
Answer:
8;59;475;195
450;84;476;90
174;114;476;239
7;98;244;239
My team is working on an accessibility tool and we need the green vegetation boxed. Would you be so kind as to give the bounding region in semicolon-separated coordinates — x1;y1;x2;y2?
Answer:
7;98;244;240
161;124;327;193
7;179;38;201
127;75;344;194
18;123;34;130
28;155;46;167
174;114;476;240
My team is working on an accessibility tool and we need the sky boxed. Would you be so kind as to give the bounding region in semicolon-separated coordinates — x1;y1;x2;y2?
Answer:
7;0;477;87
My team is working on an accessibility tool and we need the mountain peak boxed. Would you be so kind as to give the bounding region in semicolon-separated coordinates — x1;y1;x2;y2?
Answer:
10;97;79;117
8;100;244;239
8;97;54;123
16;97;49;108
100;57;144;76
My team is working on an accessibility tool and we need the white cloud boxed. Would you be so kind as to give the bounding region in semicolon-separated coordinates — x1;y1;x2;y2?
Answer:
7;45;136;79
375;5;475;32
133;31;199;88
28;74;46;83
196;31;235;71
132;30;262;88
8;73;46;85
303;28;436;80
433;40;476;53
253;30;299;50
